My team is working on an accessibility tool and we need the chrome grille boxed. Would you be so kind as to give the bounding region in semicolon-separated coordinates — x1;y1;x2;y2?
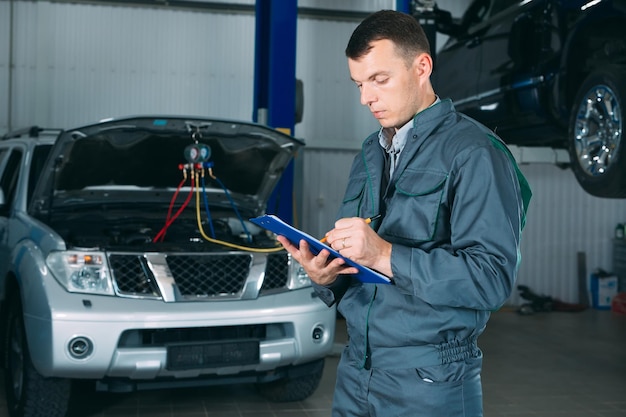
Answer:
166;254;251;297
261;253;289;291
108;252;289;300
110;254;159;297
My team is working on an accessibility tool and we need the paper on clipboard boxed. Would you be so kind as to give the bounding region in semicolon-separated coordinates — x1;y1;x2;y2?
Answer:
250;214;391;284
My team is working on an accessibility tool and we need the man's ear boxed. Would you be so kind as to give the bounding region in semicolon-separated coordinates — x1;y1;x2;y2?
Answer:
413;52;433;79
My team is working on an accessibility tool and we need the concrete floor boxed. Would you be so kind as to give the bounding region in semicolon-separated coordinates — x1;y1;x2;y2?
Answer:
0;308;625;417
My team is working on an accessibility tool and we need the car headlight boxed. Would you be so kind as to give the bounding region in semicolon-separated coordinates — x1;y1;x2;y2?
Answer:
287;256;312;290
47;251;114;295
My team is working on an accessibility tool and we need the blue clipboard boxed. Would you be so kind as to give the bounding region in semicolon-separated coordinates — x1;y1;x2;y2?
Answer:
250;214;391;284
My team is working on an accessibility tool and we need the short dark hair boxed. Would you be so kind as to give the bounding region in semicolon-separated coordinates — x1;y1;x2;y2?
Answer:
345;10;431;66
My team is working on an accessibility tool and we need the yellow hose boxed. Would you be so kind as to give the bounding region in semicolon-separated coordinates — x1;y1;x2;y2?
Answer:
193;172;284;253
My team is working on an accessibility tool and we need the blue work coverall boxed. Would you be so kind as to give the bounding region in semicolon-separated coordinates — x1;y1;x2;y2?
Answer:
315;99;531;417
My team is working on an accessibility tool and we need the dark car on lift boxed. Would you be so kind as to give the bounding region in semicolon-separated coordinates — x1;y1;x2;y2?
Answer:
424;0;626;197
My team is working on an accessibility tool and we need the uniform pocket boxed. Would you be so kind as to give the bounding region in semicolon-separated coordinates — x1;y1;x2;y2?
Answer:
413;357;483;416
370;367;465;417
411;368;465;416
384;169;448;242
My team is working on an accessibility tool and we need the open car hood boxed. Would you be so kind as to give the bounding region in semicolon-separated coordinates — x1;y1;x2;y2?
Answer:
30;116;303;212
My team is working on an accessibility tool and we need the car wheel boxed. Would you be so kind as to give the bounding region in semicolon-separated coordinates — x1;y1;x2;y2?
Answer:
255;364;324;402
4;298;71;417
569;66;626;198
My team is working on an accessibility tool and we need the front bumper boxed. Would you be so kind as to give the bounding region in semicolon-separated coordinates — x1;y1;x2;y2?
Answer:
95;357;326;393
24;285;336;382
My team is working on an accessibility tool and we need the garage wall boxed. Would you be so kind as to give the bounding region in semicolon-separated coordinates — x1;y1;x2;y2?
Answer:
516;164;626;306
1;1;258;130
0;0;398;136
3;0;625;306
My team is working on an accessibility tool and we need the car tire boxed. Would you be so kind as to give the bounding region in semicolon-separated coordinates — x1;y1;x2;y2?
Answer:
568;66;626;198
4;297;71;417
255;364;324;402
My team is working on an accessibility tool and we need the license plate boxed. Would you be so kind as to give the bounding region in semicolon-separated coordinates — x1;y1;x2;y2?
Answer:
166;340;259;371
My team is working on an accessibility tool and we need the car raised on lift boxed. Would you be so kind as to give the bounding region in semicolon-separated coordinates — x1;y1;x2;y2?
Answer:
426;0;626;197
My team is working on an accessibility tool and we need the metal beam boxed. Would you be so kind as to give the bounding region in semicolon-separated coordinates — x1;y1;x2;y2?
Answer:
49;1;373;21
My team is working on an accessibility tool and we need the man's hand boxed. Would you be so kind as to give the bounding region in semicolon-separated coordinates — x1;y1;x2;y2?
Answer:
276;236;359;286
323;217;393;277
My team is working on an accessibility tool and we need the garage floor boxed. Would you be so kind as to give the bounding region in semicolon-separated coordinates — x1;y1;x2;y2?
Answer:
0;308;624;417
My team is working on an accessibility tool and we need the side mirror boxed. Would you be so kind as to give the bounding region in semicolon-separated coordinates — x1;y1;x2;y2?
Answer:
0;188;5;207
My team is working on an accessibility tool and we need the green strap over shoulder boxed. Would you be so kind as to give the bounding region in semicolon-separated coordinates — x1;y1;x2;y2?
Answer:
488;135;532;230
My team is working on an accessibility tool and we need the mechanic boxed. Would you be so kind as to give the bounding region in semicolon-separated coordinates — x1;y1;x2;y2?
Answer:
277;9;531;417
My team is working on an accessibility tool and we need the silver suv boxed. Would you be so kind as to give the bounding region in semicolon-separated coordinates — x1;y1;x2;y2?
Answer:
0;118;336;417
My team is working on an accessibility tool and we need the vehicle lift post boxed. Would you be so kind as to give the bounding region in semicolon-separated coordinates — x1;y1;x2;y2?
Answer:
398;1;438;65
253;0;298;225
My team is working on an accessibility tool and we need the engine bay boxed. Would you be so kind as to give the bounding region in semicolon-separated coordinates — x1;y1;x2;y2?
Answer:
42;205;277;252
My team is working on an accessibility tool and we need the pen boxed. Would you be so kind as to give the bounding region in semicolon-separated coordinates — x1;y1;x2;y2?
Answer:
320;214;382;243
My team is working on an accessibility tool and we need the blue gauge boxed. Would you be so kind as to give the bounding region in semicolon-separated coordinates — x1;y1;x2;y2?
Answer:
198;144;211;161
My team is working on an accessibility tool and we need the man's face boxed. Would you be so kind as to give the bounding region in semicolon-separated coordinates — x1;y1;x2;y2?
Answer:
348;39;423;129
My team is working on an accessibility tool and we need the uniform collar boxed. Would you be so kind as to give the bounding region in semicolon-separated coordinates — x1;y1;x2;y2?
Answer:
377;95;442;156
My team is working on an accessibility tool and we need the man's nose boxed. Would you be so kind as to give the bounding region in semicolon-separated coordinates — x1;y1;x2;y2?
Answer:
360;85;375;106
